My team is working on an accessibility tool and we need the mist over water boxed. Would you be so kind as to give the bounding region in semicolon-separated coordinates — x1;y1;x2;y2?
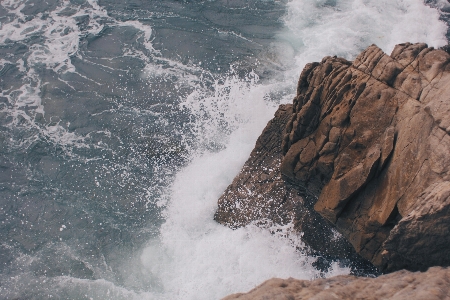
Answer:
0;0;447;299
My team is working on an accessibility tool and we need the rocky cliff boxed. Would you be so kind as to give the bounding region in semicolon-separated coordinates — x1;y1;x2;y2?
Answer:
215;42;450;275
281;42;450;272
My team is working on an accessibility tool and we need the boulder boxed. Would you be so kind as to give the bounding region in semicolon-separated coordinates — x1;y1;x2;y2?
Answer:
281;43;450;272
222;266;450;300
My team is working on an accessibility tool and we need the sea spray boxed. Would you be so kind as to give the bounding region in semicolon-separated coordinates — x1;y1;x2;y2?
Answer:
278;0;448;82
139;1;448;299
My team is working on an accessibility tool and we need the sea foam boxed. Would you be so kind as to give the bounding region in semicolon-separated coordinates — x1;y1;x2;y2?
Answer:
138;1;448;299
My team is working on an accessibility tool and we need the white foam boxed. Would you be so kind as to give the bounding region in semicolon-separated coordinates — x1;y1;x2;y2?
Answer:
180;71;269;148
120;20;155;54
138;1;448;299
0;0;160;155
0;2;82;74
278;0;448;82
135;71;349;299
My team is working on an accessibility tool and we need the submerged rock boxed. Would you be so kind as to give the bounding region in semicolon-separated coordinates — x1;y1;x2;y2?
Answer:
222;266;450;300
281;43;450;272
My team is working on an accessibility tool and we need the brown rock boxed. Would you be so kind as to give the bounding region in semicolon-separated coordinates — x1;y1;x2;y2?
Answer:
214;105;373;271
222;266;450;300
281;43;450;272
215;105;299;229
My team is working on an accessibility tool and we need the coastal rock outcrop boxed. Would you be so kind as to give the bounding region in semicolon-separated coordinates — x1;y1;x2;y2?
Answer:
281;43;450;272
214;104;372;271
215;42;450;273
222;266;450;300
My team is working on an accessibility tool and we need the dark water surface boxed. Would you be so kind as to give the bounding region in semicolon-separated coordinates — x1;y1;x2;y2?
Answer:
0;0;288;297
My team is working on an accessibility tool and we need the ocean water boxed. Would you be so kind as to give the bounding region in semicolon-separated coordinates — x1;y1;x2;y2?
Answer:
0;0;447;299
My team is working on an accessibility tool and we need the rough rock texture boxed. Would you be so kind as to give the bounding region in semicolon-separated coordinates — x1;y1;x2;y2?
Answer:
222;266;450;300
215;105;300;228
281;43;450;272
214;105;374;272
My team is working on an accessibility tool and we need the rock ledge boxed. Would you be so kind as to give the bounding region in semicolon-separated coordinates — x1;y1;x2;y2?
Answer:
223;267;450;300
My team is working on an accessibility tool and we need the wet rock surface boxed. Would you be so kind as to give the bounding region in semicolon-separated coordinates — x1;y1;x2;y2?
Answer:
222;266;450;300
214;105;375;274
